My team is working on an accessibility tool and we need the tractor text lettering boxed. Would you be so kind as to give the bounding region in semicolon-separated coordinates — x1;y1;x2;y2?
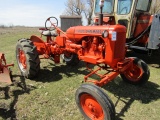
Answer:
75;29;103;34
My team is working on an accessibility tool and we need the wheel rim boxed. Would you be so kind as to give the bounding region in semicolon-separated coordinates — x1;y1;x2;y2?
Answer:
80;94;104;120
61;53;73;62
18;48;27;71
124;63;143;82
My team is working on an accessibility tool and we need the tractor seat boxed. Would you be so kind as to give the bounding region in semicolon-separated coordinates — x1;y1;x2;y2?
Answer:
42;30;58;37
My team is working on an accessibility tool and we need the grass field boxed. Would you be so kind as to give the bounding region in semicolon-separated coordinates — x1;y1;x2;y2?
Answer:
0;27;160;120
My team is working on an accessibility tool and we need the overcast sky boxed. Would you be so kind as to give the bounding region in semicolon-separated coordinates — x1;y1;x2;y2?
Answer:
0;0;67;26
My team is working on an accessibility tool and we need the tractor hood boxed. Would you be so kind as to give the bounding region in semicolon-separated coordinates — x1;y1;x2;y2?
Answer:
66;25;126;42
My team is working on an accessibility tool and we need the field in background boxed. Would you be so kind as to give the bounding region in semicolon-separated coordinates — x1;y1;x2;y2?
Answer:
0;27;160;120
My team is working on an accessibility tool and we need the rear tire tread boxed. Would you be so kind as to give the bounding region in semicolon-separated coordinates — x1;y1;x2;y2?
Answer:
16;39;40;79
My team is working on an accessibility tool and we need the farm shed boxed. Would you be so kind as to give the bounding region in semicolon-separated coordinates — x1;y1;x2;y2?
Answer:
60;15;82;31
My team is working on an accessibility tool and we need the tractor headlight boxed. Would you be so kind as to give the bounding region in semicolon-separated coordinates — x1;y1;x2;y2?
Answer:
102;30;108;38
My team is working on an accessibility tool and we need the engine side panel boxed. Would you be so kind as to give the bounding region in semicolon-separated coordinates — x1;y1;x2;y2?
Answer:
71;25;127;68
66;25;126;42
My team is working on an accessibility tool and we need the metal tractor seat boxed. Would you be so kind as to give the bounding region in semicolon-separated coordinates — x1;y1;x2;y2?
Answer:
42;30;58;37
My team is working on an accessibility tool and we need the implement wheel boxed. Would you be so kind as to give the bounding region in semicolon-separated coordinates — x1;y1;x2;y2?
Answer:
120;57;150;85
75;84;115;120
16;39;40;79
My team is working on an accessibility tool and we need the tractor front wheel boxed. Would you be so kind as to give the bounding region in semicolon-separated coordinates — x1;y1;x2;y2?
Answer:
75;84;115;120
120;57;150;85
16;39;40;79
61;52;79;66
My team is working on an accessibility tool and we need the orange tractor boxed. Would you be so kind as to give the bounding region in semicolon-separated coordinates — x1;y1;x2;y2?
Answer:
15;0;150;119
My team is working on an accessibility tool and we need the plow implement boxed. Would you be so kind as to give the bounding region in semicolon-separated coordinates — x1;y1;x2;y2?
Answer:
0;53;14;84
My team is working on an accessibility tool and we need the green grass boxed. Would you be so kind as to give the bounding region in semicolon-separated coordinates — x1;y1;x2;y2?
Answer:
0;27;160;120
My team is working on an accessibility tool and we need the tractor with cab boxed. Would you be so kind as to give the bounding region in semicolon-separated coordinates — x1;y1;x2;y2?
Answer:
93;0;160;55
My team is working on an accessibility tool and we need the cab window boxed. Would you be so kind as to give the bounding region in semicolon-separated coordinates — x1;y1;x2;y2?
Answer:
136;0;150;11
117;0;132;15
94;0;114;14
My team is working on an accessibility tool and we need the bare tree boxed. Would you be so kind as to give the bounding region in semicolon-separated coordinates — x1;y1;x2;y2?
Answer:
63;0;94;25
84;0;94;25
64;0;85;16
150;0;160;14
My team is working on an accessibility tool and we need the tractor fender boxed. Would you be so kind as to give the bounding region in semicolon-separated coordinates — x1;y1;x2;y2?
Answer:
30;35;47;55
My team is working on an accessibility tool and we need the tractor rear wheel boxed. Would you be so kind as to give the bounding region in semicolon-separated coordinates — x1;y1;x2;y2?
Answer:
75;84;115;120
120;57;150;85
16;39;40;79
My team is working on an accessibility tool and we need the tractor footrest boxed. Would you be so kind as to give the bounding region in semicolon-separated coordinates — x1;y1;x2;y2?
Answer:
80;55;102;64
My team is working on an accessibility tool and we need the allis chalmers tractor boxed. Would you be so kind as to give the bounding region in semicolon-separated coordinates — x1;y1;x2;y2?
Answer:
15;0;150;119
94;0;160;55
0;53;14;84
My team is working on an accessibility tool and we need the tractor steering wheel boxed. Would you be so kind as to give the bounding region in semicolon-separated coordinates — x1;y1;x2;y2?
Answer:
45;17;58;30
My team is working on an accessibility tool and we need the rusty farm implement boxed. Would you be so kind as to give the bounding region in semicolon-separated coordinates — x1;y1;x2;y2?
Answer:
0;53;14;84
